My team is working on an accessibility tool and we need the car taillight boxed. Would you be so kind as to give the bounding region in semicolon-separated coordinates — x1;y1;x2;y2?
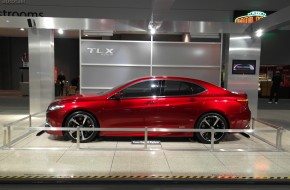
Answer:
231;91;248;98
236;99;248;106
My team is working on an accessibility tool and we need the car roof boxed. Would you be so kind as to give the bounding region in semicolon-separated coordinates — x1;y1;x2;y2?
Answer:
131;76;218;88
107;76;228;97
134;76;205;82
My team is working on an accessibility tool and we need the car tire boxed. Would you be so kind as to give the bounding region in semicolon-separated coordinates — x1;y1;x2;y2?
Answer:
195;113;228;144
64;111;99;143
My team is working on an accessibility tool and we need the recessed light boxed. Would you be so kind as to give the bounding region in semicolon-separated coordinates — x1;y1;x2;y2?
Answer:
85;34;88;37
20;28;25;31
58;29;64;35
6;20;10;23
150;28;156;35
255;29;263;37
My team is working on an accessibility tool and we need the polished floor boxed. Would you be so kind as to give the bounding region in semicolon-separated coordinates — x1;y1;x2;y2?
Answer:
2;183;290;190
0;91;290;178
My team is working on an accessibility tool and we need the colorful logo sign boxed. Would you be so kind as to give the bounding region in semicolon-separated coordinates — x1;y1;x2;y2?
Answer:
234;11;267;23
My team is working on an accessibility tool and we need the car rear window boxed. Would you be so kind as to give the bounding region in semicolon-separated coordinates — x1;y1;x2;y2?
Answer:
163;80;205;96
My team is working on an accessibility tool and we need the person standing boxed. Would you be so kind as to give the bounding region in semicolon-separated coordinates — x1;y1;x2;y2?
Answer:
71;76;79;90
268;70;283;104
57;71;66;96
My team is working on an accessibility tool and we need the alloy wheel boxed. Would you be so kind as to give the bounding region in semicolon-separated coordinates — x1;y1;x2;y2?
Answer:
65;111;98;143
195;113;228;144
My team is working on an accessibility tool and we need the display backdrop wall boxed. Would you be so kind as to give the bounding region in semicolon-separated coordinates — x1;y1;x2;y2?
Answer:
1;30;289;91
80;40;221;94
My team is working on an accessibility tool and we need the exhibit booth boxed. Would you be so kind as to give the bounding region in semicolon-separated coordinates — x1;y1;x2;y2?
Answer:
0;16;263;118
1;5;290;188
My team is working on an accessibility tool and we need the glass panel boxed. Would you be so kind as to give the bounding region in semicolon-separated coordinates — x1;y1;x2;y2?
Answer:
81;41;151;65
153;42;221;66
121;80;161;98
81;65;150;88
163;80;205;96
152;67;220;86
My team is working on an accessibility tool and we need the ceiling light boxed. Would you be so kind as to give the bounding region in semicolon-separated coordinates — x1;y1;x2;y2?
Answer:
255;29;263;37
83;30;113;36
6;20;10;23
148;21;162;35
150;28;156;35
20;28;24;31
58;29;64;35
190;34;220;39
230;36;251;40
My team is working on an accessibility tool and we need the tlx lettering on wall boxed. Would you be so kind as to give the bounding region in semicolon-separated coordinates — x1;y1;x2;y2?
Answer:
87;48;114;56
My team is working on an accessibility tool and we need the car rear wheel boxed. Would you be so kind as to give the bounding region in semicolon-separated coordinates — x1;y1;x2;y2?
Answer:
64;111;98;143
195;113;228;144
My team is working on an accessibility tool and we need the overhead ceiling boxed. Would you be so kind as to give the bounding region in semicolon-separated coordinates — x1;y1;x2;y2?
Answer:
0;28;79;38
1;0;290;21
1;0;290;37
0;0;290;21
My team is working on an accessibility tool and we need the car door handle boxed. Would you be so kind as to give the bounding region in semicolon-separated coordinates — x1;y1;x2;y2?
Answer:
146;101;156;104
187;98;196;102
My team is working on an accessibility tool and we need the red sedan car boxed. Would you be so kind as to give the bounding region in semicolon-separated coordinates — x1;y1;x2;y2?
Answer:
46;76;251;144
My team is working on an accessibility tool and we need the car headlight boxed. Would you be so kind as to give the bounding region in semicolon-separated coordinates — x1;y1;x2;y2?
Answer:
48;105;65;111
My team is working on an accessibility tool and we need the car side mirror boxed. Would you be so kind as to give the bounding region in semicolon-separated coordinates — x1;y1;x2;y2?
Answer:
112;92;122;100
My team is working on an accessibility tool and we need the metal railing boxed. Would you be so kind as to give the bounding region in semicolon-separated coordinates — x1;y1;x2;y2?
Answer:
2;120;286;152
2;111;45;146
2;111;44;128
251;117;285;151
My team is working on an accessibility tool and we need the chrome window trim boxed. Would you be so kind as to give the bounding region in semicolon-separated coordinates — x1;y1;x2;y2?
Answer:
111;90;208;100
119;93;208;100
108;79;208;100
152;65;220;68
82;87;112;90
82;63;151;67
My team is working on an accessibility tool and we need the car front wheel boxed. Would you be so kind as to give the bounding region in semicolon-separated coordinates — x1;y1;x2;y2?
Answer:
195;113;228;144
64;111;99;143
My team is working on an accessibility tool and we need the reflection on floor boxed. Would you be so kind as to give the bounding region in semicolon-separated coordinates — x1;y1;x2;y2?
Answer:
1;115;290;177
258;98;290;130
0;93;290;177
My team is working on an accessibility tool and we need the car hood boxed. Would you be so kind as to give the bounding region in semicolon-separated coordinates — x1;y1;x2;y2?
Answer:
53;94;105;104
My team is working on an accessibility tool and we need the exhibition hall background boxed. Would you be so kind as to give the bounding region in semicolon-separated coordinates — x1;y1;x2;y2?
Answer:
1;30;290;92
0;37;79;90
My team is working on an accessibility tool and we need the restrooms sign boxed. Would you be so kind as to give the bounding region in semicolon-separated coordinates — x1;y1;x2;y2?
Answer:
0;0;44;17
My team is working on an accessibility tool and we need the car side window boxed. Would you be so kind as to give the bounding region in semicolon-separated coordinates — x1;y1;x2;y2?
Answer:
163;80;205;96
120;80;161;98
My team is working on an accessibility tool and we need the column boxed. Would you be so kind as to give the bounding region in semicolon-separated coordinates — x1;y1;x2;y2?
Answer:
226;34;261;119
28;29;54;114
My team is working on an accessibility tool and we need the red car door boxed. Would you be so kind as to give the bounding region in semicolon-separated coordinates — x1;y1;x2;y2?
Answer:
146;80;207;137
99;80;162;136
